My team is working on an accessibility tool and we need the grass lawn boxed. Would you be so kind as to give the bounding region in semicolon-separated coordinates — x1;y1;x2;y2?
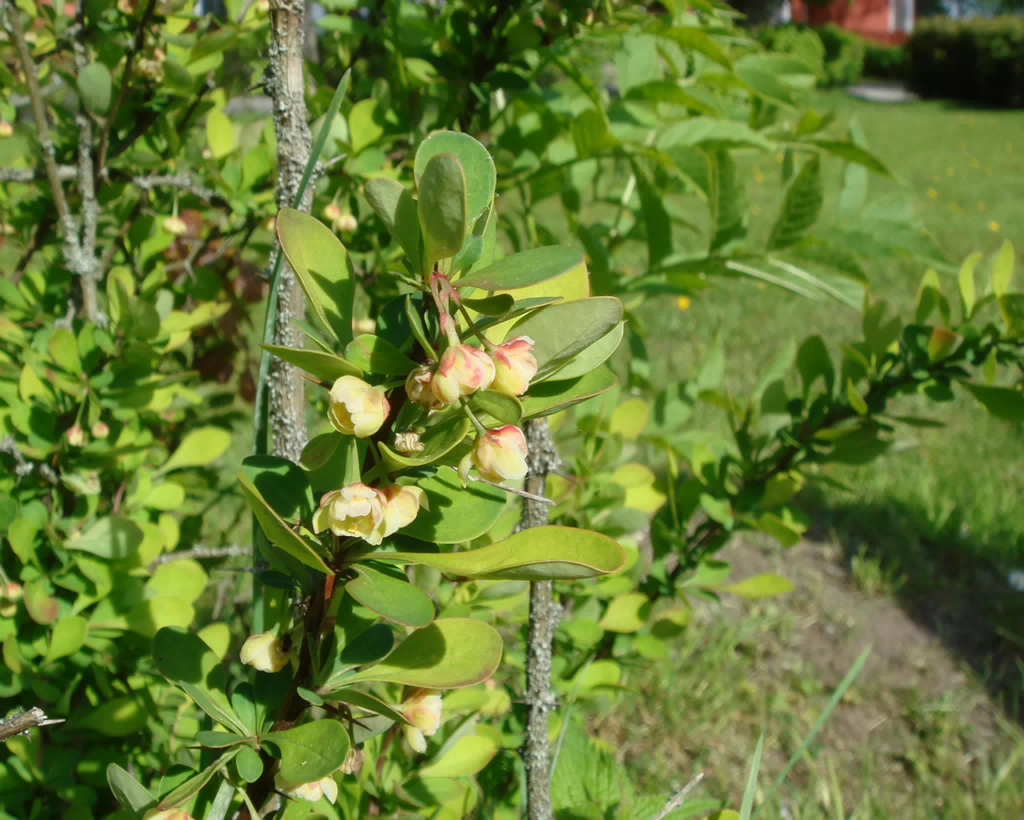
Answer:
596;93;1024;816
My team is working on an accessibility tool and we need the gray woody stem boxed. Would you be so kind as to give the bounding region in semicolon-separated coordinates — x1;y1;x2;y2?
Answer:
520;419;562;820
266;0;312;461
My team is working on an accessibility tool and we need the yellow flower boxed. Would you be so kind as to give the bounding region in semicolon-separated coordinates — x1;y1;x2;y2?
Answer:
240;632;291;673
491;336;539;397
971;158;981;169
946;167;956;178
328;376;389;439
323;203;342;223
462;425;529;484
277;775;338;804
676;296;691;311
431;345;495;405
990;221;1001;233
405;365;446;411
380;484;429;536
927;188;938;201
402;689;443;754
313;483;388;544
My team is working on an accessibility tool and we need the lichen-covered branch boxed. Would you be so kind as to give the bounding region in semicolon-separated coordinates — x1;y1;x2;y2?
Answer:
519;419;562;820
266;0;313;461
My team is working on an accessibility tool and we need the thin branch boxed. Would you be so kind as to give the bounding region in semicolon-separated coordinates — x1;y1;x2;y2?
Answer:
0;167;222;201
71;7;100;322
520;419;562;820
148;545;252;571
652;772;706;820
96;0;158;182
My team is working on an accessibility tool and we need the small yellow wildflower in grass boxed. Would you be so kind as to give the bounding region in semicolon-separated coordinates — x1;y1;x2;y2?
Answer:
753;167;765;185
947;167;956;177
927;188;938;200
676;296;692;311
990;221;1001;233
971;158;981;169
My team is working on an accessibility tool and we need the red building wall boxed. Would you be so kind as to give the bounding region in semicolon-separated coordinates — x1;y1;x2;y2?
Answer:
790;0;910;45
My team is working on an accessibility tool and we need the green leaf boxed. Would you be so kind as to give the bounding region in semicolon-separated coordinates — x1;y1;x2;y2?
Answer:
238;473;330;574
520;367;618;419
708;149;746;253
277;208;356;345
609;397;649;439
77;697;147;736
418;153;468;269
722;573;794;599
661;26;732;67
65;516;144;559
809;140;891;176
572;108;618;159
77;62;112;114
348;98;384;153
541;321;623;383
158;750;239;810
107;764;155;813
506;297;623;380
992;240;1015;298
414;131;496;223
48;328;81;373
346;563;435;628
321;687;408;725
206;108;236;158
241;455;314;521
379;417;471;469
846;379;868;415
597;593;650;633
147;559;209;606
657;117;771;151
959;251;982;319
266;720;350;785
400;470;506;544
471;390;523;424
157;427;231;475
345;334;417;375
321;623;395;684
418;736;499;779
367;526;625;581
632;160;672;267
462;294;515;315
153;627;249;736
768;156;822;251
262;346;361;381
341;619;502;689
796;335;834;397
740;733;764;820
962;382;1024;422
300;432;342;472
196;731;249;748
735;53;813;107
236;746;264;784
45;615;88;664
455;246;585;292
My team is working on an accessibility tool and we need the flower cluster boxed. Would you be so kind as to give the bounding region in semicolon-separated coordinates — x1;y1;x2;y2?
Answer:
312;483;428;546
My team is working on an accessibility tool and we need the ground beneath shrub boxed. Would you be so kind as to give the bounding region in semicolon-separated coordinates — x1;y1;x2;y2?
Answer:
591;538;1024;818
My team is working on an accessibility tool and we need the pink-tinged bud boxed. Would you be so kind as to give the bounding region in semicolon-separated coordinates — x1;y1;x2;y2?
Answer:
91;421;110;439
336;212;358;233
405;365;446;411
328;376;389;439
312;483;388;545
323;203;342;223
240;632;291;673
276;774;338;804
402;689;443;753
0;122;12;139
0;583;20;618
467;426;529;484
381;485;429;537
144;808;195;820
163;216;188;236
491;336;538;397
431;345;495;405
66;424;86;447
3;583;23;602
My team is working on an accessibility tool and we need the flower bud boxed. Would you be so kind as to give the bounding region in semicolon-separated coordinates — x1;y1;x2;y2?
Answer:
91;421;110;439
312;483;388;545
463;425;529;484
393;431;424;454
431;345;495;406
491;336;538;397
163;216;188;236
240;632;291;673
0;122;12;139
66;424;86;447
405;365;446;411
3;583;23;602
276;774;338;805
339;748;364;775
328;376;389;439
0;582;21;618
402;689;443;754
336;212;358;233
381;485;429;537
144;809;195;820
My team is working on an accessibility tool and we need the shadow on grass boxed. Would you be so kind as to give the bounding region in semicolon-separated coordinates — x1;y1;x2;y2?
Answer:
800;484;1024;721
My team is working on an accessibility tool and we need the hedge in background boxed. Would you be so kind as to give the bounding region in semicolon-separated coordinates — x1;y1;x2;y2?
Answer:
906;17;1024;107
864;40;906;80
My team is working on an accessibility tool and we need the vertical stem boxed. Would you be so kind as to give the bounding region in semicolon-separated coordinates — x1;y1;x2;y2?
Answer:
520;419;561;820
266;0;312;462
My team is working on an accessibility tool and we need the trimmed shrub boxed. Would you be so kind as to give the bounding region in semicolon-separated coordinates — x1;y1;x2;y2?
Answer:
864;40;906;80
906;17;1024;107
755;23;865;87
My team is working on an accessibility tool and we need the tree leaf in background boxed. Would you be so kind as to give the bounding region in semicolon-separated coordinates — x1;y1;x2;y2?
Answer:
78;62;112;114
157;427;231;474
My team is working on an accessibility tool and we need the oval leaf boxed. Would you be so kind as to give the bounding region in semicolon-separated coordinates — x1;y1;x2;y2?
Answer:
341;618;502;689
78;62;112;114
414;131;496;223
346;564;435;628
399;470;506;544
366;526;625;581
418;735;498;779
345;334;417;375
157;427;231;474
520;368;618;419
419;153;468;268
265;720;351;785
455;246;584;292
45;615;88;664
722;573;794;600
238;473;330;574
262;345;361;381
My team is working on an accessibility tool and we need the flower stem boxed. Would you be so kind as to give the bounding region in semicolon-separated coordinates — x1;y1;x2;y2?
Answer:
459;400;488;436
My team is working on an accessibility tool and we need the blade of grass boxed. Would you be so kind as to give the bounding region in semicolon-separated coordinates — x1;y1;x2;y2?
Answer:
756;645;872;816
739;733;765;820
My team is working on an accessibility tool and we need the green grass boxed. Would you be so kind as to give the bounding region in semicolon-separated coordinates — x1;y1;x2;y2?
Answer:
639;92;1024;566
